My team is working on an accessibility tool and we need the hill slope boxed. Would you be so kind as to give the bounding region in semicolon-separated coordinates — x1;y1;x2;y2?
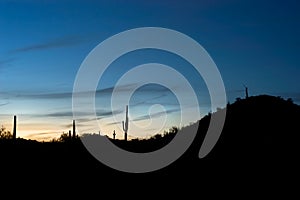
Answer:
195;94;300;160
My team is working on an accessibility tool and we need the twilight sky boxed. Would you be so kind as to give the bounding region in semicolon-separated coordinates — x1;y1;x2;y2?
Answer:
0;0;299;141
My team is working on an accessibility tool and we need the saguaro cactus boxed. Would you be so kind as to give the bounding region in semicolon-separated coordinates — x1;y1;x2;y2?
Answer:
122;105;129;141
113;130;116;140
243;84;249;99
13;115;17;140
72;120;76;138
245;87;249;99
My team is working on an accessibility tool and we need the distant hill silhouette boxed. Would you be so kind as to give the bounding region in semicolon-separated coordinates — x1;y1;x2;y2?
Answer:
102;94;300;159
0;94;299;192
194;94;300;160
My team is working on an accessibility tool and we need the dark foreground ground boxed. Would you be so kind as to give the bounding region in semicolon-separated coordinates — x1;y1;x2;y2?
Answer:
0;139;297;197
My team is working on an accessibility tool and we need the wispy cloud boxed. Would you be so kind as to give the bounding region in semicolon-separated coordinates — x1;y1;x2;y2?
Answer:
0;58;14;66
96;109;123;117
132;108;180;122
4;83;173;101
0;58;15;71
0;102;9;107
11;35;86;53
36;108;123;120
61;122;93;129
25;131;61;138
44;111;79;117
106;121;121;126
10;83;137;100
106;108;180;126
130;94;168;107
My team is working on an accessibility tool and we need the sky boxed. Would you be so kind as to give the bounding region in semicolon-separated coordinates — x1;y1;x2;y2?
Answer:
0;0;299;141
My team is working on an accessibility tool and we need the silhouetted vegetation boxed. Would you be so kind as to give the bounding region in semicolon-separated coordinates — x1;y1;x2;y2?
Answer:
0;126;12;140
55;132;80;143
110;126;178;152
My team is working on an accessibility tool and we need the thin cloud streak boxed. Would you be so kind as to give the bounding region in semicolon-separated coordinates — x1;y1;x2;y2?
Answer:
7;83;137;100
130;94;168;107
107;108;181;126
2;83;173;101
0;58;15;67
0;102;9;107
106;121;121;126
27;108;123;120
132;108;180;122
25;131;62;138
11;35;86;53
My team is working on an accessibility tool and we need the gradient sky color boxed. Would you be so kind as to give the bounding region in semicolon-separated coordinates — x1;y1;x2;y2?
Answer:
0;0;299;141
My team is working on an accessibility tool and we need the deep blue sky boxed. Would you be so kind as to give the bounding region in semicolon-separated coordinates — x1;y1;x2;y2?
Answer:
0;0;299;141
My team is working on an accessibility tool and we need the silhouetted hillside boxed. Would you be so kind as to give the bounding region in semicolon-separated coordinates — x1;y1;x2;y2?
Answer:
191;95;300;160
104;94;300;160
227;95;299;156
0;94;299;192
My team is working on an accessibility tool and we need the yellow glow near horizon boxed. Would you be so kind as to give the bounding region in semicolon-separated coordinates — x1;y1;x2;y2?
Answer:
0;120;179;142
0;106;195;142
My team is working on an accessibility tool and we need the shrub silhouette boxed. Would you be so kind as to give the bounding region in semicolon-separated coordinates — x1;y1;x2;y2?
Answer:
0;126;13;140
58;132;70;142
109;126;178;153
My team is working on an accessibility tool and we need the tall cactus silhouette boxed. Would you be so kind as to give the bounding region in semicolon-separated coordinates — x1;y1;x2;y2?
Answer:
245;87;249;99
113;130;116;140
13;115;17;140
243;84;249;99
72;120;76;139
122;105;129;141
